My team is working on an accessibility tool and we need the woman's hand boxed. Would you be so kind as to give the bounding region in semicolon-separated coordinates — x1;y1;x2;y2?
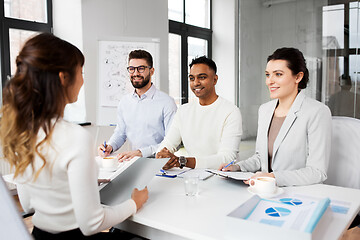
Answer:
217;163;240;172
97;179;110;186
243;172;275;185
131;187;149;211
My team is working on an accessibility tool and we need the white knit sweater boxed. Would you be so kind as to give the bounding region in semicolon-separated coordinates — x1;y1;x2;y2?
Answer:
158;96;243;169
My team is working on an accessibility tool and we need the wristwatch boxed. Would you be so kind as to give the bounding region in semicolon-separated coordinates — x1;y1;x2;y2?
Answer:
179;156;187;169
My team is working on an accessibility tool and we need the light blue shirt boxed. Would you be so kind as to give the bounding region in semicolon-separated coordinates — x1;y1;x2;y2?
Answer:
108;84;177;157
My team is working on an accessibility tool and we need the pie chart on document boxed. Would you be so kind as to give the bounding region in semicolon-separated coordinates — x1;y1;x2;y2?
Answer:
265;207;291;217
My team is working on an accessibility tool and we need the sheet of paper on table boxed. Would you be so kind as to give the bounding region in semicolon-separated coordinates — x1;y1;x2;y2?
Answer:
206;169;254;180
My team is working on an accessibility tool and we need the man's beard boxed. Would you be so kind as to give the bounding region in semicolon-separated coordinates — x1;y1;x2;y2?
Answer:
130;73;151;89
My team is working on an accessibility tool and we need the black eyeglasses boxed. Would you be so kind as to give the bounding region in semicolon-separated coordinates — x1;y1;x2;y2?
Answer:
127;65;151;74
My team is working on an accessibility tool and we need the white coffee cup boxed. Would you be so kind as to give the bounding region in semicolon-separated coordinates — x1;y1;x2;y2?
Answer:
102;156;118;169
249;177;276;194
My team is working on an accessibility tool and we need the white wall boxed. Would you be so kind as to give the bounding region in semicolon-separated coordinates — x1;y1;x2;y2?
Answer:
81;0;169;125
53;0;86;123
212;0;237;104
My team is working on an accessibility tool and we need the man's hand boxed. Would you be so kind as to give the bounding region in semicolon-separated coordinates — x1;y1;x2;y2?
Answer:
117;150;142;162
156;147;179;170
98;144;113;157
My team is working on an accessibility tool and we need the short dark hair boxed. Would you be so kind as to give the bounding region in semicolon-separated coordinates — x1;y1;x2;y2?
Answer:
189;56;217;74
267;47;309;89
128;49;153;67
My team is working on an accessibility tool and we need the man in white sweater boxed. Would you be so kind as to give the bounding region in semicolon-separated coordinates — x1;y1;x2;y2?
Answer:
156;56;242;169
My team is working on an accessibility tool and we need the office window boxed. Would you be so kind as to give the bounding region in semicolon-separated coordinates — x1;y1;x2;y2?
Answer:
168;0;183;22
9;28;38;74
169;33;182;105
323;1;360;119
185;0;210;28
323;5;344;48
4;0;47;23
168;0;212;104
349;1;360;49
0;0;52;87
187;36;208;103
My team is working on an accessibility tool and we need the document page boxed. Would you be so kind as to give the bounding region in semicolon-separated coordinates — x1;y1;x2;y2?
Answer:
228;194;330;233
157;167;190;177
206;169;254;180
177;169;214;180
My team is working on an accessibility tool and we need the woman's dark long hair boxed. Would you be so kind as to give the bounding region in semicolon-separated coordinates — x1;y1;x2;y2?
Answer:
0;33;84;180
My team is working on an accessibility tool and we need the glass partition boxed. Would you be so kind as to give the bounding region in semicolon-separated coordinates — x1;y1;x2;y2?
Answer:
238;0;360;139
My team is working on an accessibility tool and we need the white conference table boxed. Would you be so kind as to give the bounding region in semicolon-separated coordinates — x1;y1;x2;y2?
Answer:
114;174;360;240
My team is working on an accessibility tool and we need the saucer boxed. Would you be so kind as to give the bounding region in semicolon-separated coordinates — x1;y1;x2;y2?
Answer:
100;166;118;172
247;186;284;199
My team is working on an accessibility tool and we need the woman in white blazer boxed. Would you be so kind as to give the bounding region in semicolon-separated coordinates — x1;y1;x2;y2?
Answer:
219;47;332;186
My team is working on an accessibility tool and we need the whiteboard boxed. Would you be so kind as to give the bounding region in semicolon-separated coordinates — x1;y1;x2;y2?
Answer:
97;39;160;126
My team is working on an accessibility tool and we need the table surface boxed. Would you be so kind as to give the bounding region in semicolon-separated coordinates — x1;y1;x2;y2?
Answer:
5;162;359;240
113;174;360;240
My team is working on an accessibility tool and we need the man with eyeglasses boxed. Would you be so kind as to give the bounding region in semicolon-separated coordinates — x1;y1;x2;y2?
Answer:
98;49;177;161
156;56;242;170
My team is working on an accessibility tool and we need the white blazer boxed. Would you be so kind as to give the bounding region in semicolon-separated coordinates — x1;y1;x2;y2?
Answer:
238;91;332;186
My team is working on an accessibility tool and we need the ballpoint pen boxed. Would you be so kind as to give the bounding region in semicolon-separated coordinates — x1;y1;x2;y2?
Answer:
156;169;177;178
222;160;236;171
103;141;107;153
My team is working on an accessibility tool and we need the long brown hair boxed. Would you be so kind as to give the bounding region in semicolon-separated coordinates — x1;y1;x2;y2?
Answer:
0;33;84;180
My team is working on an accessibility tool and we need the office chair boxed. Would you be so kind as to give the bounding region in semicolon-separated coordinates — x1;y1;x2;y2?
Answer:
325;116;360;229
325;116;360;189
0;174;32;240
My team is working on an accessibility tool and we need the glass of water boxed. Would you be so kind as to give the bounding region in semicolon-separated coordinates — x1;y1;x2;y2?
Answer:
184;174;199;196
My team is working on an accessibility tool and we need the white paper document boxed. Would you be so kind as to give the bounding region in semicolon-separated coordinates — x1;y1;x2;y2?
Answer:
228;194;330;233
158;167;190;177
206;169;254;180
177;169;214;180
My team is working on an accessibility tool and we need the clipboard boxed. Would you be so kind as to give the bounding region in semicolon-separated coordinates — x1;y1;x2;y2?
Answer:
206;169;254;180
156;168;214;180
156;168;190;178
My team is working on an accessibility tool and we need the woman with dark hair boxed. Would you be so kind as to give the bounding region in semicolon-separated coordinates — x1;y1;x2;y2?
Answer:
219;47;332;187
0;33;148;239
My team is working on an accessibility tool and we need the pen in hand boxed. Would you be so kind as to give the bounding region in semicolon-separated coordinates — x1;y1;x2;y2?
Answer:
222;160;236;171
103;141;107;153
